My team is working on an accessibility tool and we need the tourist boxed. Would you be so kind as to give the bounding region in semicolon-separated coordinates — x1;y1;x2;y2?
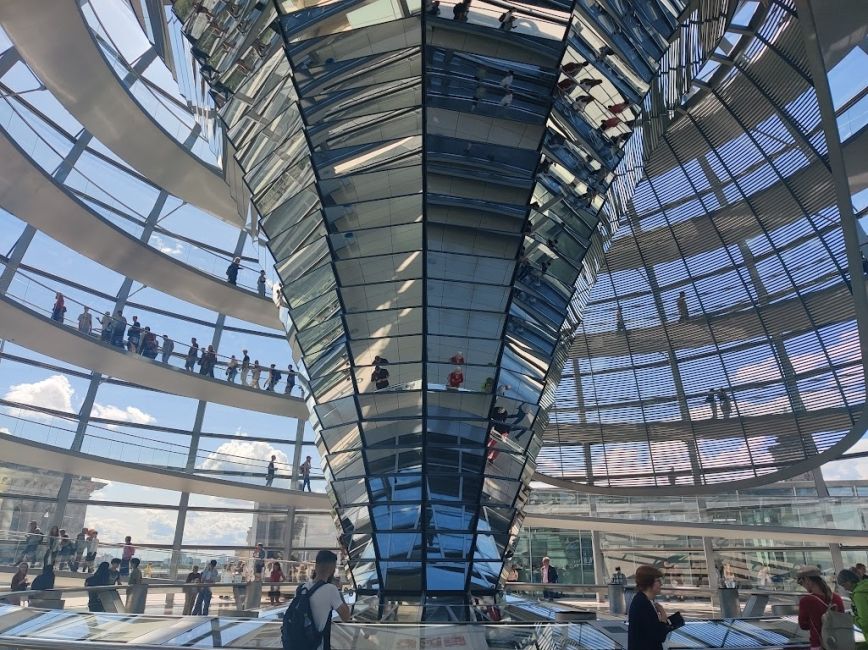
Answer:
266;363;281;391
676;291;688;323
10;563;28;605
128;558;142;586
836;569;866;639
183;565;201;615
109;558;122;585
251;361;262;389
84;530;99;573
126;558;143;610
257;270;266;297
705;389;717;418
185;338;199;371
121;536;136;578
127;316;142;353
628;565;673;650
291;550;350;647
204;346;218;378
100;311;113;341
16;521;43;564
756;564;771;588
141;327;159;359
450;351;465;365
452;0;468;21
540;556;559;600
285;364;296;395
161;334;174;364
51;292;66;323
192;559;220;615
717;388;731;418
797;566;843;650
611;566;627;585
44;525;60;567
498;8;516;30
226;257;241;285
266;455;276;487
301;455;312;492
254;543;266;577
73;527;88;572
856;563;866;579
371;363;390;390
31;563;55;591
227;355;239;383
58;530;74;570
112;311;127;347
269;561;285;605
500;71;514;89
447;365;464;389
86;562;112;612
78;306;92;334
241;350;250;385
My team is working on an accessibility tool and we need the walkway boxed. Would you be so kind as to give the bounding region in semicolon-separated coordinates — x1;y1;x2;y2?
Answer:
573;282;850;357
522;511;868;545
0;0;240;225
0;130;280;330
543;405;858;445
0;435;326;509
0;294;307;419
606;124;868;272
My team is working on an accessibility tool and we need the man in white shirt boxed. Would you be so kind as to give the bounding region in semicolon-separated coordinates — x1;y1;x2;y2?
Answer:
305;550;350;649
192;559;221;615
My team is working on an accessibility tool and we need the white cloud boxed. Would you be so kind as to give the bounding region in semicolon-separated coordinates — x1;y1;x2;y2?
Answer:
3;374;155;427
3;375;75;414
201;438;289;474
151;234;184;257
91;403;156;425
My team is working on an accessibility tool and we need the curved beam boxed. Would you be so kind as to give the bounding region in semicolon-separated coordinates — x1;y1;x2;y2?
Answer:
573;282;849;357
0;294;308;419
533;402;867;496
0;129;280;330
0;0;241;224
0;435;329;509
523;512;868;545
606;123;868;273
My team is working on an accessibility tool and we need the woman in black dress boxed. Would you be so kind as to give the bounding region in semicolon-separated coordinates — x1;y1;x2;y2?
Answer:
628;565;674;650
85;562;112;612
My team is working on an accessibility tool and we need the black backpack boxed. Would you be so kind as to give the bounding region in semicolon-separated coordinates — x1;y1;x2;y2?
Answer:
282;581;328;650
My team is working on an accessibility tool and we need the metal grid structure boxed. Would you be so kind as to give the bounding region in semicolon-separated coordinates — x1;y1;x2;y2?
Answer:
545;0;866;491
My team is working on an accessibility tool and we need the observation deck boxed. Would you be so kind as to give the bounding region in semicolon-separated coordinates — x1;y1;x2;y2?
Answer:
0;130;280;330
0;294;307;419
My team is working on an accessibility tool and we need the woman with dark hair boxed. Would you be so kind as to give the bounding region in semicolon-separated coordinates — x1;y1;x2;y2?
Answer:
31;563;56;591
628;565;673;650
43;526;60;567
10;562;29;605
796;566;843;650
86;562;112;612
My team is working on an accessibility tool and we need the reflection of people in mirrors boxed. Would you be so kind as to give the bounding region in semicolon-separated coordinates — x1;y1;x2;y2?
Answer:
446;366;464;389
450;351;465;365
510;403;534;440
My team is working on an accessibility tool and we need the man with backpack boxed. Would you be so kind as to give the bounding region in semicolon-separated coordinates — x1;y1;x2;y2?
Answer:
282;550;349;650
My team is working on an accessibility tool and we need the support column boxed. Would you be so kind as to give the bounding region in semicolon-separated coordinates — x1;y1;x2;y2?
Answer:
737;242;806;414
0;225;36;293
165;492;190;612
